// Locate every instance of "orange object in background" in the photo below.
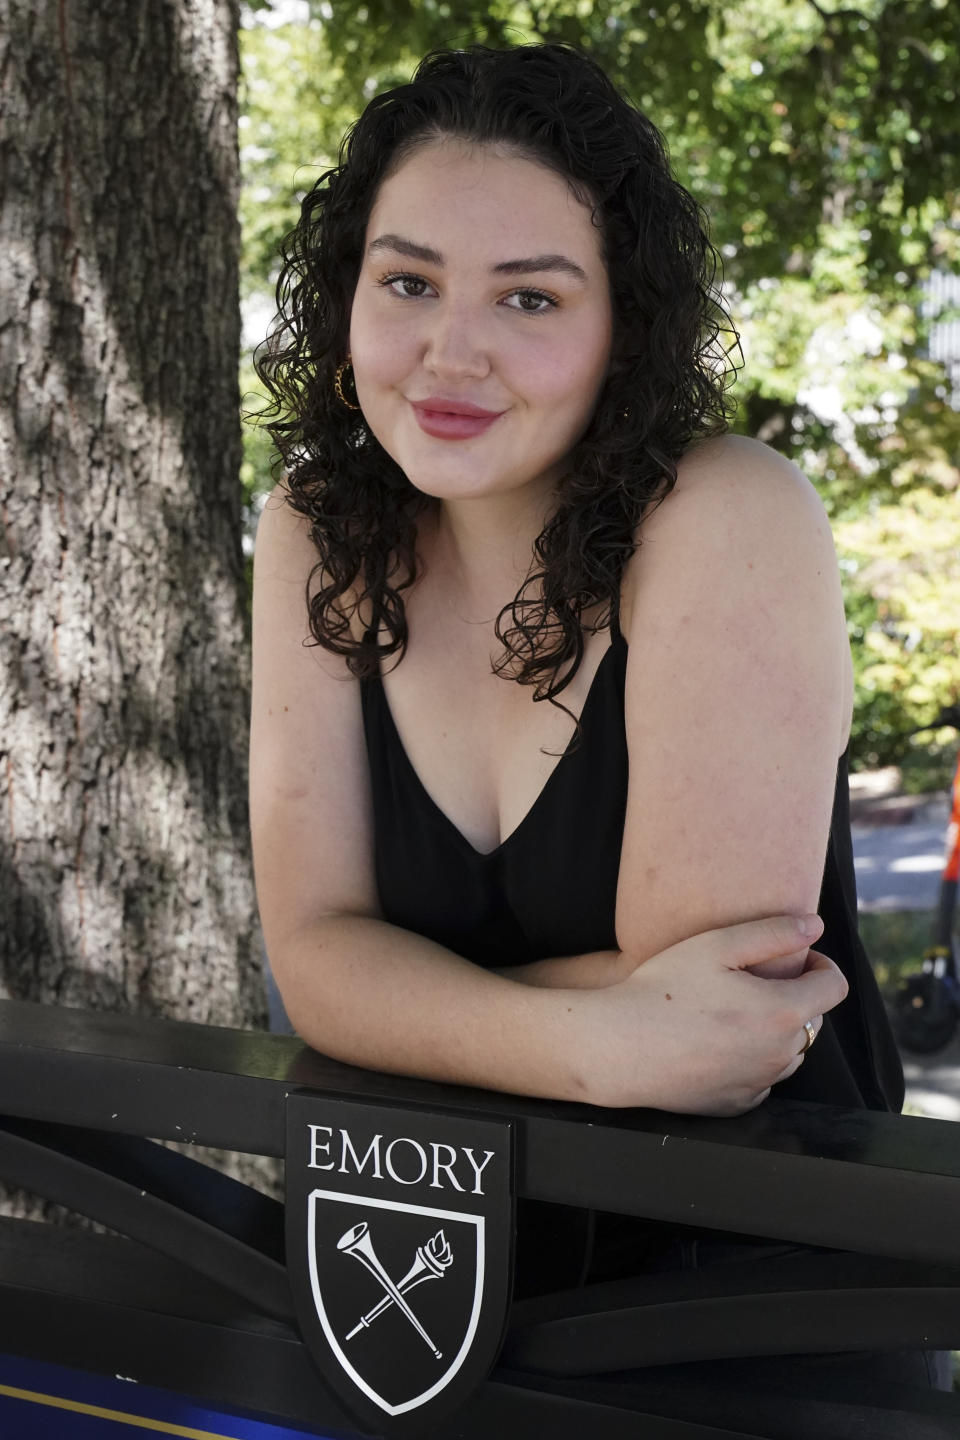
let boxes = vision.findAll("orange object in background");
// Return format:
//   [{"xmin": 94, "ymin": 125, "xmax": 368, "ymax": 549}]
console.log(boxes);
[{"xmin": 943, "ymin": 749, "xmax": 959, "ymax": 885}]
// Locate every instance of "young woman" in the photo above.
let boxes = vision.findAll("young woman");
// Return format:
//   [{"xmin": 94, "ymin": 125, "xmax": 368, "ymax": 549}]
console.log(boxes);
[{"xmin": 251, "ymin": 43, "xmax": 941, "ymax": 1411}]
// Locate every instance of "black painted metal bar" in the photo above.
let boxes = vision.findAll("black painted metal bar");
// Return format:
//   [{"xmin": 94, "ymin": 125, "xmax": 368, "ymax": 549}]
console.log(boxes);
[
  {"xmin": 0, "ymin": 1118, "xmax": 291, "ymax": 1320},
  {"xmin": 2, "ymin": 999, "xmax": 960, "ymax": 1266},
  {"xmin": 505, "ymin": 1252, "xmax": 960, "ymax": 1372}
]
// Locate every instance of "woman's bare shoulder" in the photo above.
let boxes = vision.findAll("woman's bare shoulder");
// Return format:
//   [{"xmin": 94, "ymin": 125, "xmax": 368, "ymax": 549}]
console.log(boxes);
[
  {"xmin": 673, "ymin": 433, "xmax": 821, "ymax": 504},
  {"xmin": 257, "ymin": 481, "xmax": 368, "ymax": 647},
  {"xmin": 619, "ymin": 435, "xmax": 831, "ymax": 634},
  {"xmin": 257, "ymin": 480, "xmax": 312, "ymax": 549}
]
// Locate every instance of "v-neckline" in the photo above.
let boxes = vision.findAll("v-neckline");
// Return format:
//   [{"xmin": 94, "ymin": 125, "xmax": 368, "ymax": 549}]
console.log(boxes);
[{"xmin": 372, "ymin": 633, "xmax": 626, "ymax": 860}]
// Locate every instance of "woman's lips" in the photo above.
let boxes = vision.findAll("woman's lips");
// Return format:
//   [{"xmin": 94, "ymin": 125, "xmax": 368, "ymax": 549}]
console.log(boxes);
[{"xmin": 410, "ymin": 399, "xmax": 504, "ymax": 441}]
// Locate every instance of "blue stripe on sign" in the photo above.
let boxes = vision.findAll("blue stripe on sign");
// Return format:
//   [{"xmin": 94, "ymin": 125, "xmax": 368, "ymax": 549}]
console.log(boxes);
[{"xmin": 0, "ymin": 1352, "xmax": 334, "ymax": 1439}]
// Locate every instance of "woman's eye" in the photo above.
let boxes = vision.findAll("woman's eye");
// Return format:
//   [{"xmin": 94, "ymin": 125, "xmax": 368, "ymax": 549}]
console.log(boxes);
[
  {"xmin": 503, "ymin": 289, "xmax": 558, "ymax": 314},
  {"xmin": 379, "ymin": 273, "xmax": 432, "ymax": 299},
  {"xmin": 376, "ymin": 275, "xmax": 557, "ymax": 312}
]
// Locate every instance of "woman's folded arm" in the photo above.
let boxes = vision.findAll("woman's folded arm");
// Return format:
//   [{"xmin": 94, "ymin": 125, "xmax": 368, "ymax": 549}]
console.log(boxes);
[{"xmin": 614, "ymin": 434, "xmax": 852, "ymax": 982}]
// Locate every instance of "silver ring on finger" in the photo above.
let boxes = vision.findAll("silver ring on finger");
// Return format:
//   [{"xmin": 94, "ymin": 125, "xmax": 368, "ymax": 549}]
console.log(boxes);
[{"xmin": 797, "ymin": 1018, "xmax": 818, "ymax": 1056}]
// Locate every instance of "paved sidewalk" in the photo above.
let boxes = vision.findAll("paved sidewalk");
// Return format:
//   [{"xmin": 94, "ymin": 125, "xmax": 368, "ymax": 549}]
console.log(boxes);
[
  {"xmin": 851, "ymin": 789, "xmax": 951, "ymax": 915},
  {"xmin": 902, "ymin": 1030, "xmax": 960, "ymax": 1122}
]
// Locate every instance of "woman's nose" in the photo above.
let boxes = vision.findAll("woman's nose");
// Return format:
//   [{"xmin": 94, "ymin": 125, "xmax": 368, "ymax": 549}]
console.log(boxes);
[{"xmin": 422, "ymin": 301, "xmax": 491, "ymax": 380}]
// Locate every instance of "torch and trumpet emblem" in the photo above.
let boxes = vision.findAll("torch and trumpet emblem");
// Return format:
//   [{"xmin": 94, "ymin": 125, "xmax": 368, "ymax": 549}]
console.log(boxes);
[{"xmin": 338, "ymin": 1222, "xmax": 454, "ymax": 1359}]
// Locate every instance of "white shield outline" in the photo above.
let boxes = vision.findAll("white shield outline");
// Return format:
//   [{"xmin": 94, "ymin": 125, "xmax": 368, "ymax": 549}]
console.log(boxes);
[{"xmin": 307, "ymin": 1188, "xmax": 485, "ymax": 1417}]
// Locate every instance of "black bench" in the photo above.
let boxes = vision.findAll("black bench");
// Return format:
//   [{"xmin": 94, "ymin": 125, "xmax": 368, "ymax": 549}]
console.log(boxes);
[{"xmin": 0, "ymin": 997, "xmax": 958, "ymax": 1438}]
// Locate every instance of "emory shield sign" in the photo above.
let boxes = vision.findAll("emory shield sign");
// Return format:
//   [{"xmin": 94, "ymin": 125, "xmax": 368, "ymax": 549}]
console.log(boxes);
[{"xmin": 286, "ymin": 1095, "xmax": 514, "ymax": 1436}]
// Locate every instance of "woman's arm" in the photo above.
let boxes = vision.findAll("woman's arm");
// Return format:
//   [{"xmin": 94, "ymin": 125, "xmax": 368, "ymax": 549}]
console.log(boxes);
[
  {"xmin": 269, "ymin": 908, "xmax": 842, "ymax": 1115},
  {"xmin": 614, "ymin": 434, "xmax": 851, "ymax": 976},
  {"xmin": 492, "ymin": 951, "xmax": 628, "ymax": 988}
]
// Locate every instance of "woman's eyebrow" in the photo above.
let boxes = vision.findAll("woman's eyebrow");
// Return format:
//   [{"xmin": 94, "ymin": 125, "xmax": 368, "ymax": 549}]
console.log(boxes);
[
  {"xmin": 367, "ymin": 234, "xmax": 443, "ymax": 265},
  {"xmin": 367, "ymin": 234, "xmax": 588, "ymax": 284},
  {"xmin": 492, "ymin": 255, "xmax": 588, "ymax": 284}
]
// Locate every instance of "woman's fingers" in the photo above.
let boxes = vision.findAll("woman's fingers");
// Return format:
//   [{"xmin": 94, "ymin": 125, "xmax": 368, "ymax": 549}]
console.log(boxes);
[
  {"xmin": 796, "ymin": 1013, "xmax": 824, "ymax": 1053},
  {"xmin": 787, "ymin": 950, "xmax": 849, "ymax": 1016},
  {"xmin": 769, "ymin": 1010, "xmax": 830, "ymax": 1089},
  {"xmin": 771, "ymin": 1031, "xmax": 817, "ymax": 1082},
  {"xmin": 663, "ymin": 913, "xmax": 824, "ymax": 972}
]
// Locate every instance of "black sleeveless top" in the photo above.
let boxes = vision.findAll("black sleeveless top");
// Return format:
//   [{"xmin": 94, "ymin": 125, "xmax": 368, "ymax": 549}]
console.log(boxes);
[{"xmin": 360, "ymin": 613, "xmax": 904, "ymax": 1285}]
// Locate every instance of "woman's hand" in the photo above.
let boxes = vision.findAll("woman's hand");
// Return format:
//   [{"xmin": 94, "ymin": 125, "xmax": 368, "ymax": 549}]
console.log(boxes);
[{"xmin": 577, "ymin": 914, "xmax": 847, "ymax": 1116}]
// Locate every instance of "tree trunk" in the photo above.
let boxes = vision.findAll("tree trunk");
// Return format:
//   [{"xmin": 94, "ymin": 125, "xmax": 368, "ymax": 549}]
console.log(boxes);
[{"xmin": 0, "ymin": 0, "xmax": 264, "ymax": 1034}]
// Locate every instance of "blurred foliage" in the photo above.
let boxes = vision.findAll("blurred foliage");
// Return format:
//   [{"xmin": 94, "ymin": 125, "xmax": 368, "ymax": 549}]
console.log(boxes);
[
  {"xmin": 859, "ymin": 908, "xmax": 939, "ymax": 992},
  {"xmin": 239, "ymin": 0, "xmax": 960, "ymax": 776},
  {"xmin": 836, "ymin": 487, "xmax": 960, "ymax": 764},
  {"xmin": 897, "ymin": 737, "xmax": 959, "ymax": 796}
]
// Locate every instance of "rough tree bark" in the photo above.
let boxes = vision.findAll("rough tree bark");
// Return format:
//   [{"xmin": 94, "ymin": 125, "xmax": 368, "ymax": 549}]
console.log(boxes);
[{"xmin": 0, "ymin": 0, "xmax": 264, "ymax": 1035}]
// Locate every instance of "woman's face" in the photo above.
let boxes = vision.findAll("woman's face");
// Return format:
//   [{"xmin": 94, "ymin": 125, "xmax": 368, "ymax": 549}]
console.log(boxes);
[{"xmin": 350, "ymin": 139, "xmax": 613, "ymax": 511}]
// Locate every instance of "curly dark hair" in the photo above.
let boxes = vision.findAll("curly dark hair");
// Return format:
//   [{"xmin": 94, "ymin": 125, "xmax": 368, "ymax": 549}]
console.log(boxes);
[{"xmin": 254, "ymin": 43, "xmax": 738, "ymax": 739}]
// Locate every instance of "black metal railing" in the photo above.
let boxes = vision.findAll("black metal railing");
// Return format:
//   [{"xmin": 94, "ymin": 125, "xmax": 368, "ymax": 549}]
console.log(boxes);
[{"xmin": 1, "ymin": 997, "xmax": 959, "ymax": 1438}]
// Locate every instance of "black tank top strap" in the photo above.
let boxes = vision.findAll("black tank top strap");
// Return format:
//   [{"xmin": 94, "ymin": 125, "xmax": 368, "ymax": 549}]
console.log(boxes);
[
  {"xmin": 361, "ymin": 609, "xmax": 382, "ymax": 669},
  {"xmin": 608, "ymin": 592, "xmax": 626, "ymax": 647}
]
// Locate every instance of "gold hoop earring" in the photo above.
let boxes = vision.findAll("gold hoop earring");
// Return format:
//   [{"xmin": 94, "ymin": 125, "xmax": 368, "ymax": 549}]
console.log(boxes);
[{"xmin": 334, "ymin": 358, "xmax": 361, "ymax": 411}]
